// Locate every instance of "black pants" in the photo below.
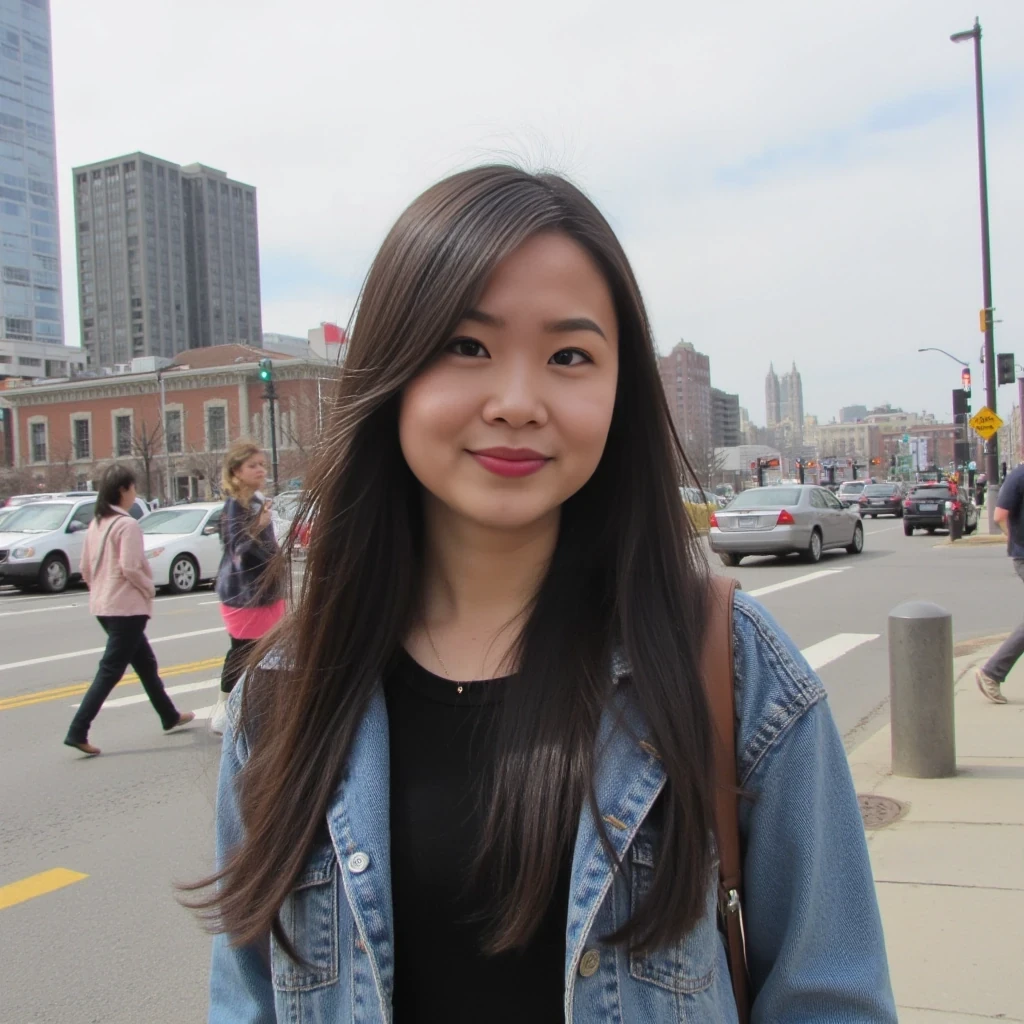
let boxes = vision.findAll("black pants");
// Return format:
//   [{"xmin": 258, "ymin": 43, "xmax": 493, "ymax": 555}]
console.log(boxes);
[
  {"xmin": 66, "ymin": 616, "xmax": 179, "ymax": 743},
  {"xmin": 221, "ymin": 636, "xmax": 258, "ymax": 694}
]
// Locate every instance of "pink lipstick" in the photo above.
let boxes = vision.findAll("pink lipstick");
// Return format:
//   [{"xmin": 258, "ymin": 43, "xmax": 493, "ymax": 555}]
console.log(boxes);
[{"xmin": 470, "ymin": 447, "xmax": 551, "ymax": 478}]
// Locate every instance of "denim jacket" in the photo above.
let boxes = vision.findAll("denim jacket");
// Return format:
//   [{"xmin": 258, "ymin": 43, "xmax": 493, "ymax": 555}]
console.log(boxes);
[{"xmin": 209, "ymin": 591, "xmax": 896, "ymax": 1023}]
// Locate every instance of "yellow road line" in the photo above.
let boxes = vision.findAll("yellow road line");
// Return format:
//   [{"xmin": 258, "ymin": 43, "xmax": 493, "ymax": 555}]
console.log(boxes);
[
  {"xmin": 0, "ymin": 868, "xmax": 88, "ymax": 910},
  {"xmin": 0, "ymin": 657, "xmax": 224, "ymax": 711}
]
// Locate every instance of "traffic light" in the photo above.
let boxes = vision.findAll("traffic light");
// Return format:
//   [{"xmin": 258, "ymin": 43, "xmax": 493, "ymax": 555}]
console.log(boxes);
[
  {"xmin": 997, "ymin": 352, "xmax": 1015, "ymax": 386},
  {"xmin": 961, "ymin": 367, "xmax": 971, "ymax": 396},
  {"xmin": 258, "ymin": 358, "xmax": 273, "ymax": 383}
]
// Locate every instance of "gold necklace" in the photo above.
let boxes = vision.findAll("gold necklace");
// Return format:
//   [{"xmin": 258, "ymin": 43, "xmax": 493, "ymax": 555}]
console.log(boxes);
[{"xmin": 424, "ymin": 623, "xmax": 464, "ymax": 694}]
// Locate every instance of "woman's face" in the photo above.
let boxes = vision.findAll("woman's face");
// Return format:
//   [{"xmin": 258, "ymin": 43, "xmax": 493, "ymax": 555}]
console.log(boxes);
[
  {"xmin": 399, "ymin": 231, "xmax": 620, "ymax": 532},
  {"xmin": 235, "ymin": 454, "xmax": 268, "ymax": 492}
]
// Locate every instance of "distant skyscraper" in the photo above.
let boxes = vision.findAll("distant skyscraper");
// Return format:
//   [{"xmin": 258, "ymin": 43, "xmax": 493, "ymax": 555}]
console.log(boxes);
[
  {"xmin": 0, "ymin": 0, "xmax": 64, "ymax": 346},
  {"xmin": 765, "ymin": 363, "xmax": 781, "ymax": 429},
  {"xmin": 779, "ymin": 362, "xmax": 805, "ymax": 443},
  {"xmin": 658, "ymin": 340, "xmax": 712, "ymax": 448},
  {"xmin": 73, "ymin": 153, "xmax": 261, "ymax": 368},
  {"xmin": 711, "ymin": 388, "xmax": 741, "ymax": 447}
]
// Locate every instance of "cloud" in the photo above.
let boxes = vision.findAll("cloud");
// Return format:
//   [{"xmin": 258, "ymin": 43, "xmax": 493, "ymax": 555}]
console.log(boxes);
[{"xmin": 50, "ymin": 0, "xmax": 1024, "ymax": 425}]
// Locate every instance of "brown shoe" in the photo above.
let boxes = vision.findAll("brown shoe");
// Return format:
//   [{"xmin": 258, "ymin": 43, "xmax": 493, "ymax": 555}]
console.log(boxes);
[
  {"xmin": 164, "ymin": 711, "xmax": 196, "ymax": 732},
  {"xmin": 976, "ymin": 669, "xmax": 1009, "ymax": 705},
  {"xmin": 64, "ymin": 739, "xmax": 101, "ymax": 756}
]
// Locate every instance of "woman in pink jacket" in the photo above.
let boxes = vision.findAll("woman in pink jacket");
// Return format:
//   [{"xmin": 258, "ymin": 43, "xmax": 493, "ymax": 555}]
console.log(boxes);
[{"xmin": 64, "ymin": 465, "xmax": 195, "ymax": 756}]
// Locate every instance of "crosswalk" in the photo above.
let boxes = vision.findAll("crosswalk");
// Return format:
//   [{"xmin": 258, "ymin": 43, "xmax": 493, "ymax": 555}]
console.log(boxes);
[{"xmin": 70, "ymin": 630, "xmax": 881, "ymax": 721}]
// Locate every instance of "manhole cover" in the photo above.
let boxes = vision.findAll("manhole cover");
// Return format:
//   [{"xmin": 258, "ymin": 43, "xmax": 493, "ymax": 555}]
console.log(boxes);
[{"xmin": 858, "ymin": 794, "xmax": 908, "ymax": 830}]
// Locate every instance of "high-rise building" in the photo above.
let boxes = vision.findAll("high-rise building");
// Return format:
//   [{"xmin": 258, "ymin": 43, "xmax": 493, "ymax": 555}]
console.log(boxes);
[
  {"xmin": 711, "ymin": 388, "xmax": 741, "ymax": 447},
  {"xmin": 180, "ymin": 163, "xmax": 261, "ymax": 350},
  {"xmin": 0, "ymin": 0, "xmax": 64, "ymax": 348},
  {"xmin": 73, "ymin": 153, "xmax": 261, "ymax": 368},
  {"xmin": 779, "ymin": 362, "xmax": 804, "ymax": 443},
  {"xmin": 658, "ymin": 340, "xmax": 712, "ymax": 448},
  {"xmin": 765, "ymin": 363, "xmax": 781, "ymax": 429}
]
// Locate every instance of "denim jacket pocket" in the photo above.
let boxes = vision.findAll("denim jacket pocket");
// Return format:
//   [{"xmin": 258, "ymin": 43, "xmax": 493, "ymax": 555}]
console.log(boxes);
[
  {"xmin": 627, "ymin": 828, "xmax": 718, "ymax": 994},
  {"xmin": 271, "ymin": 843, "xmax": 340, "ymax": 992}
]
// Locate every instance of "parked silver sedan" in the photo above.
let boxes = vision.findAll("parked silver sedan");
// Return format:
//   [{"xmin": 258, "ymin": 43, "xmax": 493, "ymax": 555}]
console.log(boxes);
[{"xmin": 709, "ymin": 484, "xmax": 865, "ymax": 567}]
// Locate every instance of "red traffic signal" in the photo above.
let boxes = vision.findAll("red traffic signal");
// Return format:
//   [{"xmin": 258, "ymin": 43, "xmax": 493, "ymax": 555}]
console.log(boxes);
[{"xmin": 961, "ymin": 367, "xmax": 971, "ymax": 396}]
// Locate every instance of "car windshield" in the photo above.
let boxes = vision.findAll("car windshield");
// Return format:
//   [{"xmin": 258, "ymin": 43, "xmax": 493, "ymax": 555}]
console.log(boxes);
[
  {"xmin": 273, "ymin": 494, "xmax": 302, "ymax": 519},
  {"xmin": 729, "ymin": 487, "xmax": 802, "ymax": 508},
  {"xmin": 1, "ymin": 502, "xmax": 73, "ymax": 533},
  {"xmin": 838, "ymin": 482, "xmax": 865, "ymax": 494},
  {"xmin": 140, "ymin": 510, "xmax": 207, "ymax": 534},
  {"xmin": 912, "ymin": 487, "xmax": 951, "ymax": 498},
  {"xmin": 863, "ymin": 485, "xmax": 897, "ymax": 495}
]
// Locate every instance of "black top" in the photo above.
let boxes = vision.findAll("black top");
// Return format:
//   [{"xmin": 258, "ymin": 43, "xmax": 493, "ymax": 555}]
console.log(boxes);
[
  {"xmin": 384, "ymin": 648, "xmax": 570, "ymax": 1023},
  {"xmin": 997, "ymin": 463, "xmax": 1024, "ymax": 558}
]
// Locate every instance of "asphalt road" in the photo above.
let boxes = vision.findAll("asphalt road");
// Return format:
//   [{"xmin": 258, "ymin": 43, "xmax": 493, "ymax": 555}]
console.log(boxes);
[{"xmin": 0, "ymin": 523, "xmax": 1019, "ymax": 1023}]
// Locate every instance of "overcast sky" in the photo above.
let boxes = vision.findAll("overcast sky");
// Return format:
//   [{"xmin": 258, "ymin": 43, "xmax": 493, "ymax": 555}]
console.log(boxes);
[{"xmin": 50, "ymin": 0, "xmax": 1024, "ymax": 426}]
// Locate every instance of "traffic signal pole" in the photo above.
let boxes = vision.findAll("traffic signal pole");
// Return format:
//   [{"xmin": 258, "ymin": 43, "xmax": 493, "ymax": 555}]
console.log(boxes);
[{"xmin": 258, "ymin": 358, "xmax": 279, "ymax": 496}]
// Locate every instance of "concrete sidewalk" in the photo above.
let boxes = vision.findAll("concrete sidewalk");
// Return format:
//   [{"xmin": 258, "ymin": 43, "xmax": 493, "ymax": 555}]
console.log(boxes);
[{"xmin": 848, "ymin": 647, "xmax": 1024, "ymax": 1021}]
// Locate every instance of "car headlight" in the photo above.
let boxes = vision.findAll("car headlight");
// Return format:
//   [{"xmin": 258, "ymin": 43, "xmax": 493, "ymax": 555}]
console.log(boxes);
[
  {"xmin": 11, "ymin": 546, "xmax": 35, "ymax": 559},
  {"xmin": 146, "ymin": 547, "xmax": 165, "ymax": 559}
]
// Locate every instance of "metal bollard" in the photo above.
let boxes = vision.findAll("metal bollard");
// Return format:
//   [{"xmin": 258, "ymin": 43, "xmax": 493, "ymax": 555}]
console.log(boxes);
[{"xmin": 888, "ymin": 601, "xmax": 956, "ymax": 778}]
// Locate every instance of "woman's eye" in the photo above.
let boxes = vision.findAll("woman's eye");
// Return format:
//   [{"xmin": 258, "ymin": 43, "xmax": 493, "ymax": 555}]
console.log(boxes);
[
  {"xmin": 446, "ymin": 338, "xmax": 488, "ymax": 358},
  {"xmin": 550, "ymin": 348, "xmax": 591, "ymax": 367}
]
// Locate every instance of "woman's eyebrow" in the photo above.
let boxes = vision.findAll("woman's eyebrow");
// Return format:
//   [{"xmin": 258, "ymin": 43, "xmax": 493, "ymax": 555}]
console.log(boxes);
[{"xmin": 543, "ymin": 316, "xmax": 607, "ymax": 341}]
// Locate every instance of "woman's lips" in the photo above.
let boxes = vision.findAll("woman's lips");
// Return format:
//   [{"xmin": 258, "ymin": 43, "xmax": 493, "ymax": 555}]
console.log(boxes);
[{"xmin": 469, "ymin": 448, "xmax": 551, "ymax": 478}]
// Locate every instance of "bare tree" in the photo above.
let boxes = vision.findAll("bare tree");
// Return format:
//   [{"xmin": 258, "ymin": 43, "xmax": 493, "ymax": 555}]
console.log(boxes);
[
  {"xmin": 43, "ymin": 442, "xmax": 79, "ymax": 492},
  {"xmin": 685, "ymin": 432, "xmax": 729, "ymax": 490},
  {"xmin": 130, "ymin": 420, "xmax": 163, "ymax": 503},
  {"xmin": 184, "ymin": 445, "xmax": 225, "ymax": 501},
  {"xmin": 0, "ymin": 464, "xmax": 36, "ymax": 500}
]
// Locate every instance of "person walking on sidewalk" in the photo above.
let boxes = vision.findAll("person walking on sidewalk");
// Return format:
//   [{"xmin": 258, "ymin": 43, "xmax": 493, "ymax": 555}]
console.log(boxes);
[
  {"xmin": 208, "ymin": 442, "xmax": 285, "ymax": 736},
  {"xmin": 976, "ymin": 462, "xmax": 1024, "ymax": 703},
  {"xmin": 64, "ymin": 464, "xmax": 195, "ymax": 756}
]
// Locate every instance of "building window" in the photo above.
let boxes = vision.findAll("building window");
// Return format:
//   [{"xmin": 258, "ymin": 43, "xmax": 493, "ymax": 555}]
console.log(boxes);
[
  {"xmin": 73, "ymin": 417, "xmax": 91, "ymax": 460},
  {"xmin": 115, "ymin": 414, "xmax": 132, "ymax": 457},
  {"xmin": 206, "ymin": 405, "xmax": 226, "ymax": 451},
  {"xmin": 30, "ymin": 420, "xmax": 46, "ymax": 463},
  {"xmin": 165, "ymin": 409, "xmax": 182, "ymax": 454}
]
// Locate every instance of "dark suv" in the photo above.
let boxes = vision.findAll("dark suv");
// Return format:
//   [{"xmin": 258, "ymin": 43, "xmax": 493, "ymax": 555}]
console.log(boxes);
[
  {"xmin": 903, "ymin": 484, "xmax": 978, "ymax": 536},
  {"xmin": 858, "ymin": 482, "xmax": 904, "ymax": 518}
]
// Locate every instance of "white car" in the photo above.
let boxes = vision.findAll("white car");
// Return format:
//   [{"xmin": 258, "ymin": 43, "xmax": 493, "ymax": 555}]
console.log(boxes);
[
  {"xmin": 140, "ymin": 502, "xmax": 224, "ymax": 594},
  {"xmin": 0, "ymin": 497, "xmax": 98, "ymax": 592}
]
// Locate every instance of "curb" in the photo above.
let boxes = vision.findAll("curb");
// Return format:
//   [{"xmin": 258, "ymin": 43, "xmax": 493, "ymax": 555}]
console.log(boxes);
[{"xmin": 933, "ymin": 533, "xmax": 1004, "ymax": 548}]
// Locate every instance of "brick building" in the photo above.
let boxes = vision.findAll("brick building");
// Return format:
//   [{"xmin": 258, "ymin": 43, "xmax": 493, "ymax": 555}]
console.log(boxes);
[
  {"xmin": 658, "ymin": 340, "xmax": 712, "ymax": 449},
  {"xmin": 0, "ymin": 344, "xmax": 341, "ymax": 502}
]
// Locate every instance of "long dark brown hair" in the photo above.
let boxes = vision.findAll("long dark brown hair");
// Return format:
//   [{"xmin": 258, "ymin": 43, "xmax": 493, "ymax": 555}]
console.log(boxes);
[{"xmin": 186, "ymin": 165, "xmax": 713, "ymax": 957}]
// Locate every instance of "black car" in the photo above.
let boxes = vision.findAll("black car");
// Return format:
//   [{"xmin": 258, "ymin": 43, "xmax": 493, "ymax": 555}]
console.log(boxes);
[
  {"xmin": 903, "ymin": 484, "xmax": 978, "ymax": 536},
  {"xmin": 857, "ymin": 482, "xmax": 904, "ymax": 518}
]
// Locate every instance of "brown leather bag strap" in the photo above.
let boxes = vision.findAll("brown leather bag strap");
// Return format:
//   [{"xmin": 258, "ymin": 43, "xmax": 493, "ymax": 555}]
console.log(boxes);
[{"xmin": 701, "ymin": 575, "xmax": 750, "ymax": 1023}]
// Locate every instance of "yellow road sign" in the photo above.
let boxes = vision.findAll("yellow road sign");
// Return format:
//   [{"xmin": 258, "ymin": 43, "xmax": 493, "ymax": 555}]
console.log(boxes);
[{"xmin": 969, "ymin": 407, "xmax": 1004, "ymax": 439}]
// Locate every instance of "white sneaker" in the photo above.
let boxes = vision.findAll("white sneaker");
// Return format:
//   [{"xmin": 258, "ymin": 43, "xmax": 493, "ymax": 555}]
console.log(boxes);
[
  {"xmin": 209, "ymin": 693, "xmax": 229, "ymax": 736},
  {"xmin": 976, "ymin": 669, "xmax": 1008, "ymax": 705}
]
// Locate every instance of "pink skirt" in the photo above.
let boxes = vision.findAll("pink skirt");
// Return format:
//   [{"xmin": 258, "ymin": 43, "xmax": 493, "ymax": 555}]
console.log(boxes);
[{"xmin": 220, "ymin": 599, "xmax": 287, "ymax": 640}]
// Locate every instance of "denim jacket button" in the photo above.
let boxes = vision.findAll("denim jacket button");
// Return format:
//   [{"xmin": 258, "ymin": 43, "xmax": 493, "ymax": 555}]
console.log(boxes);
[
  {"xmin": 579, "ymin": 949, "xmax": 601, "ymax": 977},
  {"xmin": 347, "ymin": 852, "xmax": 370, "ymax": 874}
]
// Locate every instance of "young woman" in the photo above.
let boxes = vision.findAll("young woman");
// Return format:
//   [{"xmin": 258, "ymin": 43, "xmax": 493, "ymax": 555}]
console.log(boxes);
[
  {"xmin": 65, "ymin": 464, "xmax": 194, "ymax": 756},
  {"xmin": 196, "ymin": 167, "xmax": 896, "ymax": 1022},
  {"xmin": 209, "ymin": 442, "xmax": 285, "ymax": 737}
]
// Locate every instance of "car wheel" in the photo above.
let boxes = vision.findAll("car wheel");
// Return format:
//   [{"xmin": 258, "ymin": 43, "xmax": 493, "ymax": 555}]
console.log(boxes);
[
  {"xmin": 168, "ymin": 554, "xmax": 199, "ymax": 594},
  {"xmin": 847, "ymin": 523, "xmax": 864, "ymax": 555},
  {"xmin": 927, "ymin": 527, "xmax": 936, "ymax": 535},
  {"xmin": 39, "ymin": 554, "xmax": 69, "ymax": 594},
  {"xmin": 801, "ymin": 529, "xmax": 823, "ymax": 564},
  {"xmin": 897, "ymin": 508, "xmax": 904, "ymax": 518},
  {"xmin": 718, "ymin": 552, "xmax": 742, "ymax": 567},
  {"xmin": 965, "ymin": 520, "xmax": 977, "ymax": 535},
  {"xmin": 904, "ymin": 522, "xmax": 914, "ymax": 536}
]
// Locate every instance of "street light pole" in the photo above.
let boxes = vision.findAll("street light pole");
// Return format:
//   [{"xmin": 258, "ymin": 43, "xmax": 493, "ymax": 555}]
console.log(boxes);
[{"xmin": 951, "ymin": 17, "xmax": 998, "ymax": 526}]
